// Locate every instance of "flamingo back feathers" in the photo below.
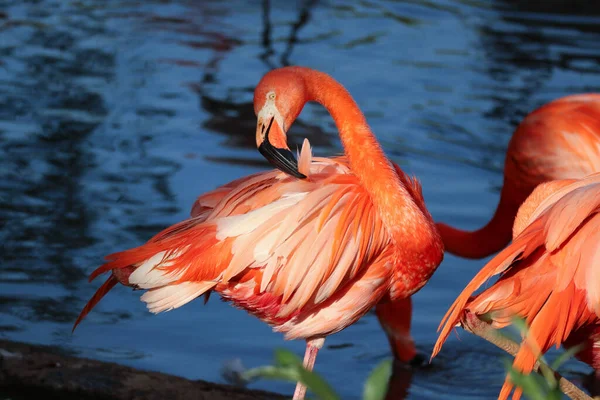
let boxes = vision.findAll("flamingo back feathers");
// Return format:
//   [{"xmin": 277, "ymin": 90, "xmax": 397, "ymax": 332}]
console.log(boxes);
[{"xmin": 507, "ymin": 94, "xmax": 600, "ymax": 192}]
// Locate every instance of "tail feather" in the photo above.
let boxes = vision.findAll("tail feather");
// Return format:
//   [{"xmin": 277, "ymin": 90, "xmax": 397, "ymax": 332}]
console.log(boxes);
[
  {"xmin": 89, "ymin": 218, "xmax": 207, "ymax": 282},
  {"xmin": 498, "ymin": 283, "xmax": 591, "ymax": 400},
  {"xmin": 498, "ymin": 334, "xmax": 538, "ymax": 400},
  {"xmin": 76, "ymin": 219, "xmax": 224, "ymax": 330},
  {"xmin": 72, "ymin": 275, "xmax": 118, "ymax": 332}
]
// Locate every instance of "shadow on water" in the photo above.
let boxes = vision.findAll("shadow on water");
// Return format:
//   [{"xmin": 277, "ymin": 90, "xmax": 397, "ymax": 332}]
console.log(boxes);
[
  {"xmin": 1, "ymin": 0, "xmax": 600, "ymax": 399},
  {"xmin": 384, "ymin": 363, "xmax": 414, "ymax": 400}
]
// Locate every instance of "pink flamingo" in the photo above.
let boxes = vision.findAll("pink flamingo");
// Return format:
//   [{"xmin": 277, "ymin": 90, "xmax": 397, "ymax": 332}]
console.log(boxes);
[
  {"xmin": 73, "ymin": 66, "xmax": 444, "ymax": 399},
  {"xmin": 433, "ymin": 173, "xmax": 600, "ymax": 400}
]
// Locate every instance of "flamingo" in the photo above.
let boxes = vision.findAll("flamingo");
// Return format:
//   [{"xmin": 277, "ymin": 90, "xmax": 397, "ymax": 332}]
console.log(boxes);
[
  {"xmin": 432, "ymin": 172, "xmax": 600, "ymax": 400},
  {"xmin": 437, "ymin": 94, "xmax": 600, "ymax": 259},
  {"xmin": 73, "ymin": 66, "xmax": 444, "ymax": 399}
]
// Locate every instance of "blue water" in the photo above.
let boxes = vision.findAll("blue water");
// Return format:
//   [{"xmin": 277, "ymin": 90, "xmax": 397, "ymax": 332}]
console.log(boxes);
[{"xmin": 2, "ymin": 0, "xmax": 600, "ymax": 398}]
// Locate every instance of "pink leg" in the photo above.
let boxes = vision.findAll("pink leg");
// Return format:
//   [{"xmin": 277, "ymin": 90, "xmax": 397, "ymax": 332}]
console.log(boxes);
[
  {"xmin": 375, "ymin": 298, "xmax": 417, "ymax": 363},
  {"xmin": 293, "ymin": 337, "xmax": 325, "ymax": 400}
]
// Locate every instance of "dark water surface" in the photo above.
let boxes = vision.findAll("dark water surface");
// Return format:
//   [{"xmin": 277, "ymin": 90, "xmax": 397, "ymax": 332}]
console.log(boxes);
[{"xmin": 2, "ymin": 0, "xmax": 600, "ymax": 398}]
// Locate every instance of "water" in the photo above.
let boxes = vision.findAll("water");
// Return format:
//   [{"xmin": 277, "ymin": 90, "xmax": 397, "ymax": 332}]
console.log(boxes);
[{"xmin": 1, "ymin": 0, "xmax": 599, "ymax": 398}]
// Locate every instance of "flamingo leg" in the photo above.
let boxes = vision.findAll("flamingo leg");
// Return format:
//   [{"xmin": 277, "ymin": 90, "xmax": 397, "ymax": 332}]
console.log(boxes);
[
  {"xmin": 375, "ymin": 298, "xmax": 418, "ymax": 364},
  {"xmin": 293, "ymin": 337, "xmax": 325, "ymax": 400}
]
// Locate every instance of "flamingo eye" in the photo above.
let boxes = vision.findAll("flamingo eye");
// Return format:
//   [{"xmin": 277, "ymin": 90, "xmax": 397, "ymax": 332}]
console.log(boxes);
[{"xmin": 267, "ymin": 92, "xmax": 276, "ymax": 101}]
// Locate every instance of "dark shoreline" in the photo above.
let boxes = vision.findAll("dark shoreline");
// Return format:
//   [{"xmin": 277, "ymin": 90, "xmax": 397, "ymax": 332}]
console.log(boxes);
[{"xmin": 0, "ymin": 340, "xmax": 285, "ymax": 400}]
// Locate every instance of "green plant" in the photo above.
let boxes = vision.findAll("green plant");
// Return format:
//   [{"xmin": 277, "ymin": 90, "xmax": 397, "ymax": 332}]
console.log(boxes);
[
  {"xmin": 503, "ymin": 317, "xmax": 585, "ymax": 400},
  {"xmin": 243, "ymin": 317, "xmax": 587, "ymax": 400},
  {"xmin": 243, "ymin": 348, "xmax": 392, "ymax": 400}
]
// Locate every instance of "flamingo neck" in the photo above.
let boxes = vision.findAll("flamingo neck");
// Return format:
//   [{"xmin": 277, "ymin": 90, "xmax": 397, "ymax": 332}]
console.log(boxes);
[
  {"xmin": 292, "ymin": 67, "xmax": 442, "ymax": 272},
  {"xmin": 437, "ymin": 187, "xmax": 520, "ymax": 259}
]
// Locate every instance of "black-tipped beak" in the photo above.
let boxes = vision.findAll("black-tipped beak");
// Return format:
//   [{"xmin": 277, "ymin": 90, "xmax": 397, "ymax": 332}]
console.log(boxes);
[{"xmin": 258, "ymin": 117, "xmax": 307, "ymax": 179}]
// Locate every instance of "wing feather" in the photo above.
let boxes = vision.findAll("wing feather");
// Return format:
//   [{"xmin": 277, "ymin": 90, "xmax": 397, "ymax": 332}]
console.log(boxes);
[
  {"xmin": 433, "ymin": 173, "xmax": 600, "ymax": 400},
  {"xmin": 83, "ymin": 158, "xmax": 393, "ymax": 324},
  {"xmin": 219, "ymin": 172, "xmax": 390, "ymax": 316}
]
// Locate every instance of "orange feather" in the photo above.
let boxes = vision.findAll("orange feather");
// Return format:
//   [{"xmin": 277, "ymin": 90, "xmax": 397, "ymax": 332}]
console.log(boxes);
[{"xmin": 433, "ymin": 173, "xmax": 600, "ymax": 400}]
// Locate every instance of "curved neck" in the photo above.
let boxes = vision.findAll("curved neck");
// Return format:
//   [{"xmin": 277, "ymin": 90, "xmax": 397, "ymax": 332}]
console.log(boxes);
[
  {"xmin": 291, "ymin": 67, "xmax": 442, "ymax": 265},
  {"xmin": 303, "ymin": 71, "xmax": 397, "ymax": 193},
  {"xmin": 437, "ymin": 187, "xmax": 520, "ymax": 259}
]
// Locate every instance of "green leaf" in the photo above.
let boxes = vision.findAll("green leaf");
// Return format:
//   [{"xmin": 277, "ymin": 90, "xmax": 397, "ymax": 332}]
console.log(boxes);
[
  {"xmin": 550, "ymin": 344, "xmax": 583, "ymax": 371},
  {"xmin": 295, "ymin": 366, "xmax": 339, "ymax": 400},
  {"xmin": 363, "ymin": 359, "xmax": 392, "ymax": 400},
  {"xmin": 510, "ymin": 316, "xmax": 530, "ymax": 336},
  {"xmin": 509, "ymin": 317, "xmax": 551, "ymax": 366},
  {"xmin": 547, "ymin": 388, "xmax": 565, "ymax": 400},
  {"xmin": 501, "ymin": 319, "xmax": 584, "ymax": 400},
  {"xmin": 243, "ymin": 365, "xmax": 300, "ymax": 383},
  {"xmin": 537, "ymin": 360, "xmax": 557, "ymax": 389},
  {"xmin": 274, "ymin": 348, "xmax": 304, "ymax": 367},
  {"xmin": 242, "ymin": 349, "xmax": 339, "ymax": 400}
]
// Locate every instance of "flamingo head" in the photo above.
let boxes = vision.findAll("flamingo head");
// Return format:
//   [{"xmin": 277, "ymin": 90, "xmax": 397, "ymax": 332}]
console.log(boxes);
[{"xmin": 253, "ymin": 68, "xmax": 308, "ymax": 179}]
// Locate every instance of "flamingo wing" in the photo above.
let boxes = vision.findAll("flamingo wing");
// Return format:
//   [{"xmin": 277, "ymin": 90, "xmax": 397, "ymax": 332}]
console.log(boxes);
[
  {"xmin": 75, "ymin": 143, "xmax": 394, "ymax": 333},
  {"xmin": 190, "ymin": 170, "xmax": 268, "ymax": 219},
  {"xmin": 432, "ymin": 173, "xmax": 600, "ymax": 399}
]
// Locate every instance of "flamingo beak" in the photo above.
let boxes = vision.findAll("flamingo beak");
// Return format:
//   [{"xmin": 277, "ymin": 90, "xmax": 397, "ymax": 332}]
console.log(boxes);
[{"xmin": 257, "ymin": 117, "xmax": 307, "ymax": 179}]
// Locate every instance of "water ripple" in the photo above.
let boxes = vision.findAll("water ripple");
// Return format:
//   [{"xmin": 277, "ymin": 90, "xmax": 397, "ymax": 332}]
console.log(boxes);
[{"xmin": 1, "ymin": 0, "xmax": 599, "ymax": 398}]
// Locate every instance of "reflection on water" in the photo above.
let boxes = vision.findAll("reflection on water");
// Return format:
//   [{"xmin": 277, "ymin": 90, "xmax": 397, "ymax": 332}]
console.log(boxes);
[
  {"xmin": 385, "ymin": 363, "xmax": 414, "ymax": 400},
  {"xmin": 261, "ymin": 0, "xmax": 321, "ymax": 68},
  {"xmin": 191, "ymin": 0, "xmax": 336, "ymax": 168},
  {"xmin": 1, "ymin": 0, "xmax": 600, "ymax": 398},
  {"xmin": 480, "ymin": 0, "xmax": 600, "ymax": 126}
]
